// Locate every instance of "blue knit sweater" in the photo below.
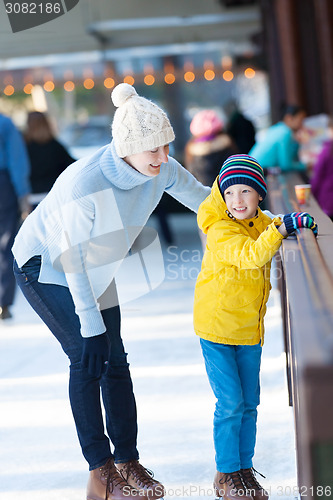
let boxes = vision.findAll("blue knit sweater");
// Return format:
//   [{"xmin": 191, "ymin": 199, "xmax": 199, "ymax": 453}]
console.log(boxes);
[{"xmin": 13, "ymin": 141, "xmax": 210, "ymax": 337}]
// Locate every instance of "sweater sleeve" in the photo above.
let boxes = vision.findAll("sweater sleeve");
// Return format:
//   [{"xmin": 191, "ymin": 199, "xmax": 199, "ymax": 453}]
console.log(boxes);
[
  {"xmin": 55, "ymin": 191, "xmax": 106, "ymax": 338},
  {"xmin": 165, "ymin": 156, "xmax": 211, "ymax": 213},
  {"xmin": 209, "ymin": 218, "xmax": 284, "ymax": 269}
]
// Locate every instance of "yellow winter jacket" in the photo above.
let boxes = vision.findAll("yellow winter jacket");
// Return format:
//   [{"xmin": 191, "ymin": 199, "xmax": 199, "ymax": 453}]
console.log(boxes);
[{"xmin": 193, "ymin": 179, "xmax": 285, "ymax": 346}]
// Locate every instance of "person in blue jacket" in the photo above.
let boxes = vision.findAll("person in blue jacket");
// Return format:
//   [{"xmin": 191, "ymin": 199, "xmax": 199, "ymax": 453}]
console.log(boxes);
[
  {"xmin": 249, "ymin": 104, "xmax": 307, "ymax": 174},
  {"xmin": 12, "ymin": 84, "xmax": 211, "ymax": 500},
  {"xmin": 0, "ymin": 113, "xmax": 31, "ymax": 320}
]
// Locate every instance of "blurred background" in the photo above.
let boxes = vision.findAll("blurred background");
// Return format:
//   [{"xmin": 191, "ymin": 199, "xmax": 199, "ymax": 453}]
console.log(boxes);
[
  {"xmin": 1, "ymin": 0, "xmax": 332, "ymax": 163},
  {"xmin": 1, "ymin": 2, "xmax": 333, "ymax": 497}
]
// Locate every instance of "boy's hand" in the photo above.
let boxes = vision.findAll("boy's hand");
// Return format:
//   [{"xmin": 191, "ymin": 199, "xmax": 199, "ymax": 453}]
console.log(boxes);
[{"xmin": 283, "ymin": 212, "xmax": 318, "ymax": 236}]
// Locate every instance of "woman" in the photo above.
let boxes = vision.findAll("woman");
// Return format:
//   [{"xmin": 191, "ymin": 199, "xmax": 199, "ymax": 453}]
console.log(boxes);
[{"xmin": 12, "ymin": 83, "xmax": 210, "ymax": 500}]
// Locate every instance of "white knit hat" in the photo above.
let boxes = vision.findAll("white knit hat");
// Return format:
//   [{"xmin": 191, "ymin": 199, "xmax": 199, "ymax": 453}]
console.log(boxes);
[{"xmin": 111, "ymin": 83, "xmax": 175, "ymax": 158}]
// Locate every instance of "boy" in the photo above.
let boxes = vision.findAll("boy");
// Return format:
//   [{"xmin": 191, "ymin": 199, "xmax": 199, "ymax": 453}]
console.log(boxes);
[{"xmin": 193, "ymin": 155, "xmax": 317, "ymax": 500}]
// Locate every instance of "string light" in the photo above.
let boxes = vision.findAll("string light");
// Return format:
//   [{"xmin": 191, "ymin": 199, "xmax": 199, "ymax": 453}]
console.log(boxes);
[
  {"xmin": 164, "ymin": 73, "xmax": 175, "ymax": 84},
  {"xmin": 44, "ymin": 81, "xmax": 55, "ymax": 92},
  {"xmin": 144, "ymin": 74, "xmax": 155, "ymax": 86},
  {"xmin": 23, "ymin": 83, "xmax": 34, "ymax": 94},
  {"xmin": 83, "ymin": 78, "xmax": 95, "ymax": 89},
  {"xmin": 0, "ymin": 57, "xmax": 247, "ymax": 97},
  {"xmin": 184, "ymin": 71, "xmax": 195, "ymax": 83},
  {"xmin": 64, "ymin": 81, "xmax": 75, "ymax": 92},
  {"xmin": 123, "ymin": 75, "xmax": 134, "ymax": 85},
  {"xmin": 244, "ymin": 67, "xmax": 255, "ymax": 79},
  {"xmin": 4, "ymin": 84, "xmax": 14, "ymax": 96},
  {"xmin": 104, "ymin": 77, "xmax": 115, "ymax": 89},
  {"xmin": 204, "ymin": 69, "xmax": 215, "ymax": 81},
  {"xmin": 223, "ymin": 70, "xmax": 234, "ymax": 82}
]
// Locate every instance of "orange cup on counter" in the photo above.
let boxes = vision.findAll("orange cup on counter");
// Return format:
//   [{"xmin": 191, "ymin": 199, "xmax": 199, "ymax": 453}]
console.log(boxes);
[{"xmin": 295, "ymin": 184, "xmax": 311, "ymax": 205}]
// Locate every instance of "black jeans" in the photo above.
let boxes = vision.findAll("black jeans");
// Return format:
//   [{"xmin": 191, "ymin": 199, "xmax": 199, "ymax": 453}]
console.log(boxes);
[{"xmin": 14, "ymin": 256, "xmax": 139, "ymax": 470}]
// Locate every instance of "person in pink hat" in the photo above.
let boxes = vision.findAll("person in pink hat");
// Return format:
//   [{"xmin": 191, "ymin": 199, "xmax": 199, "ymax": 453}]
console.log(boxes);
[
  {"xmin": 185, "ymin": 109, "xmax": 238, "ymax": 188},
  {"xmin": 185, "ymin": 109, "xmax": 237, "ymax": 247}
]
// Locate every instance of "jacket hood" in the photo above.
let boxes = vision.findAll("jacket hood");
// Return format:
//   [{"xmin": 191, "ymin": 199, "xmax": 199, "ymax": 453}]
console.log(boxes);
[{"xmin": 198, "ymin": 178, "xmax": 232, "ymax": 233}]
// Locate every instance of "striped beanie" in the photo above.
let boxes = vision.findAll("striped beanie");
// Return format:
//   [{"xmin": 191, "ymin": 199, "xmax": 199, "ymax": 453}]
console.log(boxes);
[{"xmin": 218, "ymin": 154, "xmax": 267, "ymax": 200}]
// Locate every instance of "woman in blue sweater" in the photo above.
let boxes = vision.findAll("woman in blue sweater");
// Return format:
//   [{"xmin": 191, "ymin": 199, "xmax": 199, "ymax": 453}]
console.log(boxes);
[{"xmin": 12, "ymin": 84, "xmax": 210, "ymax": 500}]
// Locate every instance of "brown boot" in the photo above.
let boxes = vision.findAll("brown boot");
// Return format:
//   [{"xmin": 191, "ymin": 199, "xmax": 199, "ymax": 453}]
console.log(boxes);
[
  {"xmin": 116, "ymin": 460, "xmax": 165, "ymax": 498},
  {"xmin": 241, "ymin": 468, "xmax": 269, "ymax": 500},
  {"xmin": 214, "ymin": 470, "xmax": 254, "ymax": 500},
  {"xmin": 87, "ymin": 458, "xmax": 139, "ymax": 500}
]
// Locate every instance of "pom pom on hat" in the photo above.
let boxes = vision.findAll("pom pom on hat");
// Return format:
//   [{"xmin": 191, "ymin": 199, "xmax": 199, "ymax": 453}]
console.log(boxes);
[
  {"xmin": 190, "ymin": 109, "xmax": 223, "ymax": 138},
  {"xmin": 218, "ymin": 154, "xmax": 267, "ymax": 200},
  {"xmin": 111, "ymin": 83, "xmax": 175, "ymax": 158},
  {"xmin": 111, "ymin": 83, "xmax": 137, "ymax": 108}
]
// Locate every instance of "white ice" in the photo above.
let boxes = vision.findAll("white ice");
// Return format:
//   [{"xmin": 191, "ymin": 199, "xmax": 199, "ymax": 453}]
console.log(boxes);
[{"xmin": 0, "ymin": 213, "xmax": 298, "ymax": 500}]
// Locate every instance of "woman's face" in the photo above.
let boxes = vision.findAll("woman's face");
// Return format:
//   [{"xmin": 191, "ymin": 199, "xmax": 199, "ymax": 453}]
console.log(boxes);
[{"xmin": 124, "ymin": 144, "xmax": 170, "ymax": 177}]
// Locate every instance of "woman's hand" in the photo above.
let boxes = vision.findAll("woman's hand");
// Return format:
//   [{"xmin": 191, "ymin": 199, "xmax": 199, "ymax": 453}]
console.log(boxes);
[{"xmin": 81, "ymin": 333, "xmax": 110, "ymax": 378}]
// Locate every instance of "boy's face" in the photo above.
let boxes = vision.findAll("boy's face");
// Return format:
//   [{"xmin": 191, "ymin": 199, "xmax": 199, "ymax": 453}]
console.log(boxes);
[
  {"xmin": 124, "ymin": 144, "xmax": 170, "ymax": 177},
  {"xmin": 224, "ymin": 184, "xmax": 262, "ymax": 220}
]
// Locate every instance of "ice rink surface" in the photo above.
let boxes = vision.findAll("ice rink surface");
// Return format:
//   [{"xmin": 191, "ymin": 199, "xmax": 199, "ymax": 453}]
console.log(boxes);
[{"xmin": 0, "ymin": 213, "xmax": 298, "ymax": 500}]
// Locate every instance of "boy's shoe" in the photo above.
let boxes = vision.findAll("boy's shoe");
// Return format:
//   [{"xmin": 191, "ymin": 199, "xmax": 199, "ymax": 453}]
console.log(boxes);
[
  {"xmin": 214, "ymin": 470, "xmax": 254, "ymax": 500},
  {"xmin": 87, "ymin": 458, "xmax": 139, "ymax": 500},
  {"xmin": 241, "ymin": 468, "xmax": 269, "ymax": 500},
  {"xmin": 116, "ymin": 460, "xmax": 165, "ymax": 498}
]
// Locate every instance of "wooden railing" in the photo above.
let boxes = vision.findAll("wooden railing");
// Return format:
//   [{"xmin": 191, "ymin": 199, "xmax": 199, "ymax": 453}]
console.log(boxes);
[{"xmin": 266, "ymin": 171, "xmax": 333, "ymax": 499}]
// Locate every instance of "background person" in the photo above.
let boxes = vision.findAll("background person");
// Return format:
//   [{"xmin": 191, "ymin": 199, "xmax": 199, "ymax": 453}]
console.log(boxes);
[
  {"xmin": 310, "ymin": 118, "xmax": 333, "ymax": 220},
  {"xmin": 193, "ymin": 155, "xmax": 317, "ymax": 500},
  {"xmin": 185, "ymin": 109, "xmax": 237, "ymax": 188},
  {"xmin": 12, "ymin": 83, "xmax": 210, "ymax": 500},
  {"xmin": 249, "ymin": 104, "xmax": 307, "ymax": 175},
  {"xmin": 24, "ymin": 111, "xmax": 75, "ymax": 207},
  {"xmin": 225, "ymin": 101, "xmax": 256, "ymax": 154},
  {"xmin": 185, "ymin": 109, "xmax": 237, "ymax": 249},
  {"xmin": 0, "ymin": 112, "xmax": 31, "ymax": 320}
]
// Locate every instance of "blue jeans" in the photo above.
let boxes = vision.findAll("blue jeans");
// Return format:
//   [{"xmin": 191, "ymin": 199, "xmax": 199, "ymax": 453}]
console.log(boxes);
[
  {"xmin": 14, "ymin": 256, "xmax": 139, "ymax": 470},
  {"xmin": 200, "ymin": 338, "xmax": 262, "ymax": 473}
]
